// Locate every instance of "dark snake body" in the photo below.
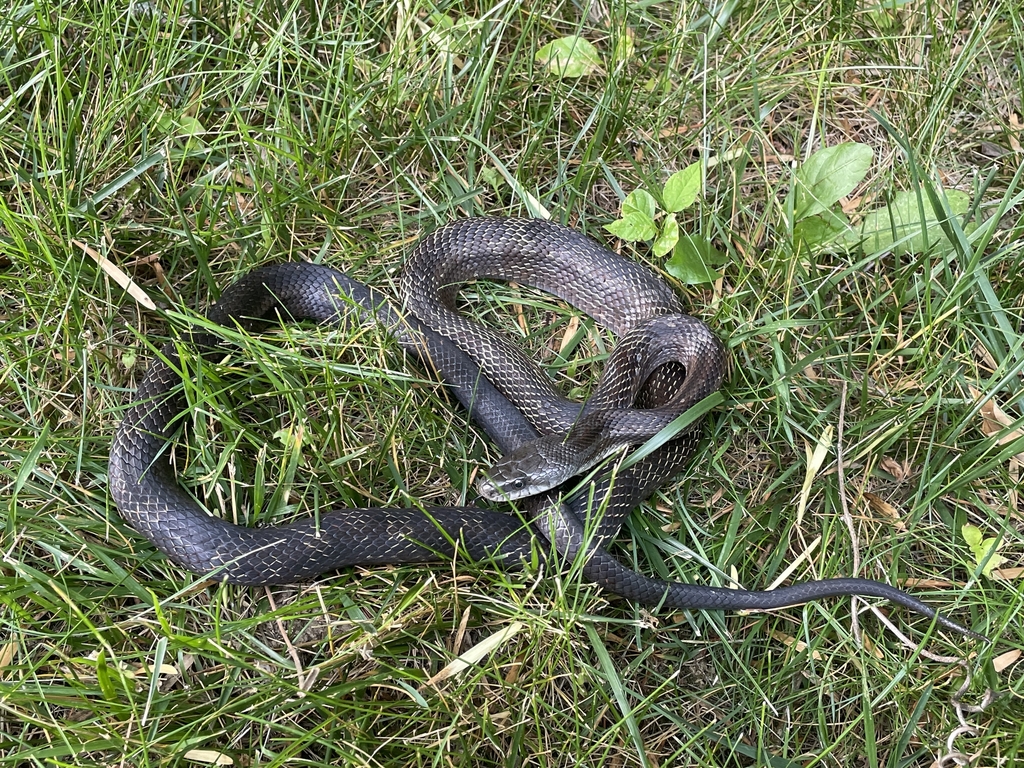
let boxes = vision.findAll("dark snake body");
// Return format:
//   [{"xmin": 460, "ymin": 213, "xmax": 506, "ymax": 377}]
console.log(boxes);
[{"xmin": 109, "ymin": 218, "xmax": 983, "ymax": 640}]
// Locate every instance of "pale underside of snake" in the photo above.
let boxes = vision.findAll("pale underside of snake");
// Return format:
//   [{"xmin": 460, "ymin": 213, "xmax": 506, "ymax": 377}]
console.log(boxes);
[{"xmin": 109, "ymin": 217, "xmax": 984, "ymax": 641}]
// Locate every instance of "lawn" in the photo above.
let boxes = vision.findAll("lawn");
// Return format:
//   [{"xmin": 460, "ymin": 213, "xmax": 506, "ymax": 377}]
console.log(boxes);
[{"xmin": 1, "ymin": 1, "xmax": 1022, "ymax": 766}]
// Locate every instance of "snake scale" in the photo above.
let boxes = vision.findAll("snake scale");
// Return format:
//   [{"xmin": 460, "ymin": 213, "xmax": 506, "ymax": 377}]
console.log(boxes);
[{"xmin": 109, "ymin": 217, "xmax": 983, "ymax": 640}]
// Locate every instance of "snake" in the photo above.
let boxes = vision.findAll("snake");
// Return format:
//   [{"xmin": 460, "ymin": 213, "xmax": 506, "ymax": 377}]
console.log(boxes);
[{"xmin": 109, "ymin": 217, "xmax": 984, "ymax": 641}]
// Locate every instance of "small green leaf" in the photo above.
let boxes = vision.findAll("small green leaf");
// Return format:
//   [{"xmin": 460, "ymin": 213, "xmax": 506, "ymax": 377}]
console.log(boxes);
[
  {"xmin": 665, "ymin": 234, "xmax": 723, "ymax": 285},
  {"xmin": 176, "ymin": 115, "xmax": 206, "ymax": 136},
  {"xmin": 536, "ymin": 36, "xmax": 601, "ymax": 78},
  {"xmin": 155, "ymin": 114, "xmax": 176, "ymax": 134},
  {"xmin": 155, "ymin": 113, "xmax": 207, "ymax": 145},
  {"xmin": 429, "ymin": 12, "xmax": 455, "ymax": 30},
  {"xmin": 95, "ymin": 649, "xmax": 117, "ymax": 702},
  {"xmin": 612, "ymin": 31, "xmax": 634, "ymax": 64},
  {"xmin": 604, "ymin": 211, "xmax": 657, "ymax": 242},
  {"xmin": 426, "ymin": 13, "xmax": 479, "ymax": 54},
  {"xmin": 848, "ymin": 188, "xmax": 973, "ymax": 256},
  {"xmin": 622, "ymin": 188, "xmax": 657, "ymax": 219},
  {"xmin": 479, "ymin": 166, "xmax": 501, "ymax": 191},
  {"xmin": 663, "ymin": 162, "xmax": 701, "ymax": 213},
  {"xmin": 962, "ymin": 524, "xmax": 1006, "ymax": 578},
  {"xmin": 866, "ymin": 0, "xmax": 912, "ymax": 26},
  {"xmin": 794, "ymin": 142, "xmax": 873, "ymax": 220},
  {"xmin": 652, "ymin": 215, "xmax": 679, "ymax": 257},
  {"xmin": 642, "ymin": 76, "xmax": 670, "ymax": 95},
  {"xmin": 962, "ymin": 525, "xmax": 982, "ymax": 549}
]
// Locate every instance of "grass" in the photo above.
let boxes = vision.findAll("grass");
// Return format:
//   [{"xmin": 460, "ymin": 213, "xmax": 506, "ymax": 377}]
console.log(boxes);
[{"xmin": 2, "ymin": 0, "xmax": 1023, "ymax": 765}]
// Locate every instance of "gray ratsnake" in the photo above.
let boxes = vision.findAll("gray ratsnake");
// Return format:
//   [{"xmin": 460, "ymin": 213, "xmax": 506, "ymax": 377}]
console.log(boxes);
[{"xmin": 109, "ymin": 217, "xmax": 985, "ymax": 641}]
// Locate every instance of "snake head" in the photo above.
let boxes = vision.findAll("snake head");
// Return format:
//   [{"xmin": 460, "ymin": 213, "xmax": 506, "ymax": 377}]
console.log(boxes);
[
  {"xmin": 476, "ymin": 434, "xmax": 580, "ymax": 501},
  {"xmin": 476, "ymin": 464, "xmax": 533, "ymax": 501}
]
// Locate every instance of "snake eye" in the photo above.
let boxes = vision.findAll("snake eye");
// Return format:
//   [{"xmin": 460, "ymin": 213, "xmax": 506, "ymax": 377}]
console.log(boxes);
[{"xmin": 512, "ymin": 479, "xmax": 525, "ymax": 490}]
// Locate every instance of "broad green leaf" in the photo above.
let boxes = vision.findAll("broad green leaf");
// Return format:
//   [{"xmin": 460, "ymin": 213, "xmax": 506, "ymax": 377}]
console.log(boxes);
[
  {"xmin": 604, "ymin": 211, "xmax": 657, "ymax": 242},
  {"xmin": 962, "ymin": 524, "xmax": 1006, "ymax": 578},
  {"xmin": 793, "ymin": 209, "xmax": 852, "ymax": 250},
  {"xmin": 536, "ymin": 36, "xmax": 601, "ymax": 78},
  {"xmin": 665, "ymin": 234, "xmax": 723, "ymax": 284},
  {"xmin": 794, "ymin": 142, "xmax": 873, "ymax": 220},
  {"xmin": 663, "ymin": 162, "xmax": 701, "ymax": 212},
  {"xmin": 622, "ymin": 188, "xmax": 657, "ymax": 219},
  {"xmin": 848, "ymin": 189, "xmax": 973, "ymax": 255},
  {"xmin": 652, "ymin": 215, "xmax": 679, "ymax": 257}
]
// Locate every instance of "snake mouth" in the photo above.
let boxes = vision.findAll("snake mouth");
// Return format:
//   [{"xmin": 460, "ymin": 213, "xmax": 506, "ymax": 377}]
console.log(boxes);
[{"xmin": 476, "ymin": 474, "xmax": 525, "ymax": 502}]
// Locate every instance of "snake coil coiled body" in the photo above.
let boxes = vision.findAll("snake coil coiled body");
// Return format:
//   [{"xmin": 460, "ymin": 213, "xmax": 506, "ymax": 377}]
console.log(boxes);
[{"xmin": 109, "ymin": 217, "xmax": 983, "ymax": 640}]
